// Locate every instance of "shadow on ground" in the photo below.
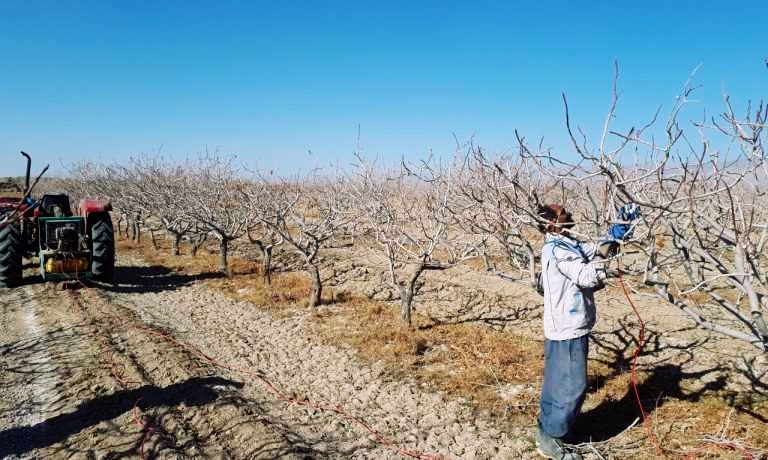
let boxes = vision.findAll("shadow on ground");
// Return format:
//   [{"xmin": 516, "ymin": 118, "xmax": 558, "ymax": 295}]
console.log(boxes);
[
  {"xmin": 98, "ymin": 265, "xmax": 224, "ymax": 294},
  {"xmin": 588, "ymin": 317, "xmax": 708, "ymax": 393},
  {"xmin": 419, "ymin": 290, "xmax": 540, "ymax": 331},
  {"xmin": 573, "ymin": 363, "xmax": 727, "ymax": 443},
  {"xmin": 17, "ymin": 260, "xmax": 223, "ymax": 292},
  {"xmin": 0, "ymin": 376, "xmax": 240, "ymax": 457}
]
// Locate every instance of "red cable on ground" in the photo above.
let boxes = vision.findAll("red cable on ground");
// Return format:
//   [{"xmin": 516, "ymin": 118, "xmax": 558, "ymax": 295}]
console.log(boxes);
[
  {"xmin": 64, "ymin": 259, "xmax": 756, "ymax": 459},
  {"xmin": 71, "ymin": 279, "xmax": 447, "ymax": 460},
  {"xmin": 132, "ymin": 397, "xmax": 157, "ymax": 460},
  {"xmin": 129, "ymin": 314, "xmax": 448, "ymax": 460},
  {"xmin": 616, "ymin": 264, "xmax": 756, "ymax": 460},
  {"xmin": 616, "ymin": 262, "xmax": 664, "ymax": 457},
  {"xmin": 69, "ymin": 275, "xmax": 157, "ymax": 459}
]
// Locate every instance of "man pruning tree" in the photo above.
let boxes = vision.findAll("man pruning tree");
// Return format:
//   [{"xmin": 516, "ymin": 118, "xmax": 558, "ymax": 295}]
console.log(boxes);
[{"xmin": 535, "ymin": 203, "xmax": 641, "ymax": 460}]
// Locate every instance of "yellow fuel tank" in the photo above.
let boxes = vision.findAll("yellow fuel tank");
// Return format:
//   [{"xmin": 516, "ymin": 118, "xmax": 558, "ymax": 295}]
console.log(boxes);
[{"xmin": 45, "ymin": 257, "xmax": 89, "ymax": 274}]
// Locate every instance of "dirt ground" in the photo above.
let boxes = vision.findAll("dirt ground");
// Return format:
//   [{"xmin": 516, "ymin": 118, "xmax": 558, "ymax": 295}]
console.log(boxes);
[
  {"xmin": 1, "ymin": 254, "xmax": 536, "ymax": 459},
  {"xmin": 2, "ymin": 239, "xmax": 767, "ymax": 459}
]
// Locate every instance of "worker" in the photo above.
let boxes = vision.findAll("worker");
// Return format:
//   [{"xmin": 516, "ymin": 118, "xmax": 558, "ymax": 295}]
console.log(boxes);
[{"xmin": 534, "ymin": 203, "xmax": 640, "ymax": 460}]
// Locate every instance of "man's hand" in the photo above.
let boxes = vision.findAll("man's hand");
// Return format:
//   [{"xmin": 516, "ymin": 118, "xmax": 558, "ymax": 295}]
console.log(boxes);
[
  {"xmin": 608, "ymin": 202, "xmax": 641, "ymax": 241},
  {"xmin": 596, "ymin": 240, "xmax": 620, "ymax": 259}
]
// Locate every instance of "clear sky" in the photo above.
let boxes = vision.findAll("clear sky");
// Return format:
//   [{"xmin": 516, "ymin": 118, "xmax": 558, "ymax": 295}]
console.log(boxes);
[{"xmin": 1, "ymin": 1, "xmax": 766, "ymax": 177}]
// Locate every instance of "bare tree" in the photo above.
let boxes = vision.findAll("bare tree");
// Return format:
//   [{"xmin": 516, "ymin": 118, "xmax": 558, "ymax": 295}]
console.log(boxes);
[
  {"xmin": 66, "ymin": 161, "xmax": 148, "ymax": 243},
  {"xmin": 351, "ymin": 157, "xmax": 476, "ymax": 325},
  {"xmin": 171, "ymin": 154, "xmax": 251, "ymax": 275},
  {"xmin": 247, "ymin": 222, "xmax": 283, "ymax": 284},
  {"xmin": 518, "ymin": 63, "xmax": 768, "ymax": 349},
  {"xmin": 448, "ymin": 144, "xmax": 545, "ymax": 287},
  {"xmin": 253, "ymin": 173, "xmax": 357, "ymax": 307},
  {"xmin": 239, "ymin": 180, "xmax": 285, "ymax": 284},
  {"xmin": 122, "ymin": 157, "xmax": 206, "ymax": 256}
]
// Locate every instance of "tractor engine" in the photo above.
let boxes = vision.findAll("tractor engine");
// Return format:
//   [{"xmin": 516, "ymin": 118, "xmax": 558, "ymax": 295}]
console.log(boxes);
[
  {"xmin": 40, "ymin": 218, "xmax": 90, "ymax": 276},
  {"xmin": 55, "ymin": 225, "xmax": 81, "ymax": 252}
]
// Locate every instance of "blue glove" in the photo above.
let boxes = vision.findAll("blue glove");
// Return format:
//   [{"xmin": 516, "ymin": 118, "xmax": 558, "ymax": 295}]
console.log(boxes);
[
  {"xmin": 608, "ymin": 203, "xmax": 641, "ymax": 240},
  {"xmin": 618, "ymin": 202, "xmax": 641, "ymax": 221},
  {"xmin": 608, "ymin": 223, "xmax": 632, "ymax": 240}
]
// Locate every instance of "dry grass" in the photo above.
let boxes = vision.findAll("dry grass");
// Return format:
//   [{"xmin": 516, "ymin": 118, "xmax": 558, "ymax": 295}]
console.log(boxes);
[
  {"xmin": 117, "ymin": 233, "xmax": 768, "ymax": 456},
  {"xmin": 309, "ymin": 296, "xmax": 544, "ymax": 421},
  {"xmin": 117, "ymin": 238, "xmax": 260, "ymax": 275},
  {"xmin": 207, "ymin": 272, "xmax": 312, "ymax": 310},
  {"xmin": 117, "ymin": 237, "xmax": 315, "ymax": 310},
  {"xmin": 654, "ymin": 398, "xmax": 768, "ymax": 452},
  {"xmin": 583, "ymin": 356, "xmax": 768, "ymax": 454}
]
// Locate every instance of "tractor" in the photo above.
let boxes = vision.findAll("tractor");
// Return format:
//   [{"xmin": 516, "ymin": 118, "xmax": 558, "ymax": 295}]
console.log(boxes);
[{"xmin": 0, "ymin": 151, "xmax": 115, "ymax": 287}]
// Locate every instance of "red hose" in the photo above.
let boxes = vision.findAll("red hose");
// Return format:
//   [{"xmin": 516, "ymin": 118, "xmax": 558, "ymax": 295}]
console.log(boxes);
[
  {"xmin": 70, "ymin": 278, "xmax": 448, "ymax": 460},
  {"xmin": 617, "ymin": 264, "xmax": 754, "ymax": 460},
  {"xmin": 616, "ymin": 262, "xmax": 664, "ymax": 457}
]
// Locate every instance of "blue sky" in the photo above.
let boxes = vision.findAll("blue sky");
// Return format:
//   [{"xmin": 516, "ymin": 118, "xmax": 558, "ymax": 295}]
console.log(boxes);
[{"xmin": 0, "ymin": 1, "xmax": 766, "ymax": 177}]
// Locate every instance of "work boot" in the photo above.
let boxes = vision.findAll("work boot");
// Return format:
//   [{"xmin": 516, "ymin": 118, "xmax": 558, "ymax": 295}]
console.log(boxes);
[{"xmin": 536, "ymin": 427, "xmax": 582, "ymax": 460}]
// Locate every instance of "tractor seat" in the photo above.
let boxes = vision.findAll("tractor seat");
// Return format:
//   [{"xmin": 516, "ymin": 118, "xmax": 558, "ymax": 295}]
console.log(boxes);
[{"xmin": 40, "ymin": 193, "xmax": 73, "ymax": 217}]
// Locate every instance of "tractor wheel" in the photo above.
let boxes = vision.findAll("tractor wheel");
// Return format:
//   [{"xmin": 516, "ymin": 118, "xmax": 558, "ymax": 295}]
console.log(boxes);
[
  {"xmin": 91, "ymin": 215, "xmax": 115, "ymax": 282},
  {"xmin": 0, "ymin": 223, "xmax": 23, "ymax": 288}
]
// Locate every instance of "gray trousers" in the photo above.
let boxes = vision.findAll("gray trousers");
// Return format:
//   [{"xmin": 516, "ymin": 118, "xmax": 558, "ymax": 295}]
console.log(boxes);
[{"xmin": 538, "ymin": 335, "xmax": 589, "ymax": 438}]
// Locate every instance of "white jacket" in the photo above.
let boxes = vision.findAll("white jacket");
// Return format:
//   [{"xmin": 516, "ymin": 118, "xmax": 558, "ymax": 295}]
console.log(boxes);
[{"xmin": 540, "ymin": 234, "xmax": 606, "ymax": 341}]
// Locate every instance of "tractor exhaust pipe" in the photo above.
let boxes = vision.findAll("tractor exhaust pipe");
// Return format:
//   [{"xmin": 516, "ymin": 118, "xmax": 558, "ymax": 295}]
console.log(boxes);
[{"xmin": 21, "ymin": 151, "xmax": 31, "ymax": 192}]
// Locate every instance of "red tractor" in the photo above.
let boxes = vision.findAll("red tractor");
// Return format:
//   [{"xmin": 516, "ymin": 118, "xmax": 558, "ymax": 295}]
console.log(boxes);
[{"xmin": 0, "ymin": 152, "xmax": 115, "ymax": 287}]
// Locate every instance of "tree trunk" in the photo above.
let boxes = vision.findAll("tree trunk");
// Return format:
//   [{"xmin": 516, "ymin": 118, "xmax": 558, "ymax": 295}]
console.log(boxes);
[
  {"xmin": 133, "ymin": 214, "xmax": 141, "ymax": 243},
  {"xmin": 400, "ymin": 285, "xmax": 414, "ymax": 325},
  {"xmin": 399, "ymin": 264, "xmax": 424, "ymax": 326},
  {"xmin": 149, "ymin": 228, "xmax": 159, "ymax": 250},
  {"xmin": 123, "ymin": 216, "xmax": 130, "ymax": 238},
  {"xmin": 191, "ymin": 234, "xmax": 206, "ymax": 257},
  {"xmin": 219, "ymin": 238, "xmax": 229, "ymax": 275},
  {"xmin": 172, "ymin": 232, "xmax": 182, "ymax": 256},
  {"xmin": 307, "ymin": 263, "xmax": 322, "ymax": 308},
  {"xmin": 253, "ymin": 240, "xmax": 274, "ymax": 285},
  {"xmin": 262, "ymin": 246, "xmax": 273, "ymax": 285}
]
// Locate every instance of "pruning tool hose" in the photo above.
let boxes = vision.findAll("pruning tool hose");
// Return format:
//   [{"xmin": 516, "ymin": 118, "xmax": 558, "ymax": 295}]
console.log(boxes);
[{"xmin": 616, "ymin": 259, "xmax": 754, "ymax": 460}]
